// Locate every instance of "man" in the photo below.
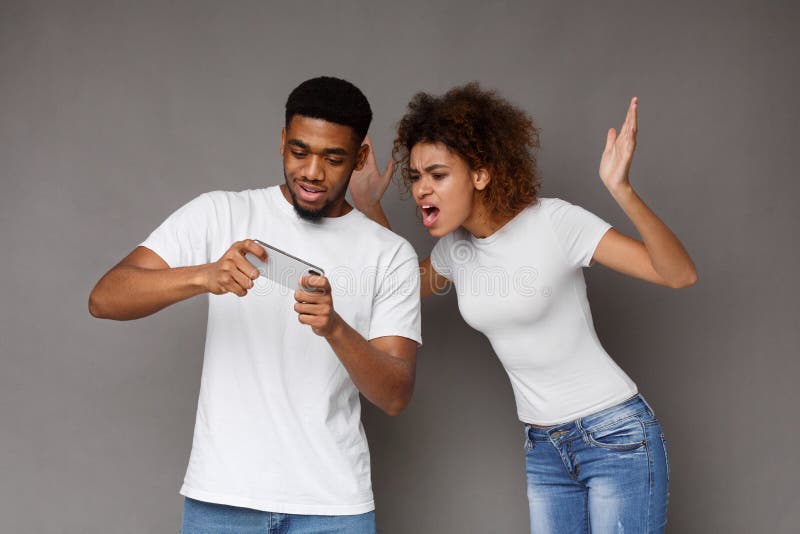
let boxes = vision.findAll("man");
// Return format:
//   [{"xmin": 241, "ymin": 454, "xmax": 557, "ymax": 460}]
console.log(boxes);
[{"xmin": 89, "ymin": 76, "xmax": 421, "ymax": 533}]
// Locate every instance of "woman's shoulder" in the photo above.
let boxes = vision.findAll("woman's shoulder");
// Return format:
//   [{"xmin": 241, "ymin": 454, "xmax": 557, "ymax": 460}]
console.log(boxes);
[
  {"xmin": 534, "ymin": 197, "xmax": 573, "ymax": 212},
  {"xmin": 533, "ymin": 197, "xmax": 593, "ymax": 224}
]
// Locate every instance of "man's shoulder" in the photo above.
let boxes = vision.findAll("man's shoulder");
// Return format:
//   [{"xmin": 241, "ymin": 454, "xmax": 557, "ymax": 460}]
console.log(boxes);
[
  {"xmin": 203, "ymin": 186, "xmax": 273, "ymax": 202},
  {"xmin": 199, "ymin": 187, "xmax": 275, "ymax": 212},
  {"xmin": 348, "ymin": 211, "xmax": 417, "ymax": 259}
]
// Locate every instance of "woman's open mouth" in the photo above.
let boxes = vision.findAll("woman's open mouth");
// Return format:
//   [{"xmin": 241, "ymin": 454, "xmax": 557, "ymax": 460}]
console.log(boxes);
[{"xmin": 420, "ymin": 204, "xmax": 440, "ymax": 227}]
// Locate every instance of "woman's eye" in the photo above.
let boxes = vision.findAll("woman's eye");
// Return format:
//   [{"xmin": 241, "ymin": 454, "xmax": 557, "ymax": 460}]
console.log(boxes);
[
  {"xmin": 408, "ymin": 175, "xmax": 420, "ymax": 182},
  {"xmin": 433, "ymin": 174, "xmax": 446, "ymax": 180}
]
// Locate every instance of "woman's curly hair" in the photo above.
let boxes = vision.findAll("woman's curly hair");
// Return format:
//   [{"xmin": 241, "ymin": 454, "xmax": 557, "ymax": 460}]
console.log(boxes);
[{"xmin": 393, "ymin": 83, "xmax": 541, "ymax": 219}]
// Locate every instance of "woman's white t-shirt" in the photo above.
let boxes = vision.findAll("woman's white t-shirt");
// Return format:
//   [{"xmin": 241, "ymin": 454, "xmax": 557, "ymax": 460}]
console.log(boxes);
[{"xmin": 430, "ymin": 197, "xmax": 637, "ymax": 425}]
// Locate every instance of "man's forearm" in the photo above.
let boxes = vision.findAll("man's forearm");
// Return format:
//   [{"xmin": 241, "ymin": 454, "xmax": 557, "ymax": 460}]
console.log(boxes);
[
  {"xmin": 89, "ymin": 265, "xmax": 208, "ymax": 321},
  {"xmin": 324, "ymin": 315, "xmax": 414, "ymax": 416}
]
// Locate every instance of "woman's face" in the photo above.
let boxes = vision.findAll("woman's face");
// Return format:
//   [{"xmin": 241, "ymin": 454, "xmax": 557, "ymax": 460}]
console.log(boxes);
[{"xmin": 409, "ymin": 142, "xmax": 488, "ymax": 237}]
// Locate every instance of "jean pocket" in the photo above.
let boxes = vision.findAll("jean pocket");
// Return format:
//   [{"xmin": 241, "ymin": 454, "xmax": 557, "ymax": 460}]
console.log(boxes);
[{"xmin": 586, "ymin": 416, "xmax": 646, "ymax": 451}]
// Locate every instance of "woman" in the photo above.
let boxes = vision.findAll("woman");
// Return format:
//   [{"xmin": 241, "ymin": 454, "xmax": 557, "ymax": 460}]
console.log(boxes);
[{"xmin": 350, "ymin": 83, "xmax": 697, "ymax": 533}]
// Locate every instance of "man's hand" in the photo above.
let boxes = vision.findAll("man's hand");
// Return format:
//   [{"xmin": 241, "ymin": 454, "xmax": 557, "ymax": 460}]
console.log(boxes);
[
  {"xmin": 201, "ymin": 239, "xmax": 267, "ymax": 297},
  {"xmin": 293, "ymin": 274, "xmax": 340, "ymax": 337},
  {"xmin": 293, "ymin": 272, "xmax": 418, "ymax": 415}
]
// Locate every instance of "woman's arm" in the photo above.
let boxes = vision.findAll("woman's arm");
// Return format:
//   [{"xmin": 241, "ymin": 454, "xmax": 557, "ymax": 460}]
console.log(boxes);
[
  {"xmin": 349, "ymin": 138, "xmax": 450, "ymax": 298},
  {"xmin": 349, "ymin": 136, "xmax": 395, "ymax": 230},
  {"xmin": 420, "ymin": 256, "xmax": 451, "ymax": 299},
  {"xmin": 592, "ymin": 97, "xmax": 698, "ymax": 288}
]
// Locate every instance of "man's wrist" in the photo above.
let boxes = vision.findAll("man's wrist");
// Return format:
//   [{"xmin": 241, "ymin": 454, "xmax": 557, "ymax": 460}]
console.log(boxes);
[
  {"xmin": 187, "ymin": 265, "xmax": 210, "ymax": 293},
  {"xmin": 324, "ymin": 312, "xmax": 347, "ymax": 341}
]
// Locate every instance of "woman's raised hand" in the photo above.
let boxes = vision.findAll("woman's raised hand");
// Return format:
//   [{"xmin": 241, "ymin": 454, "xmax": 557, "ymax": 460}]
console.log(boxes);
[
  {"xmin": 599, "ymin": 97, "xmax": 638, "ymax": 193},
  {"xmin": 349, "ymin": 136, "xmax": 395, "ymax": 213}
]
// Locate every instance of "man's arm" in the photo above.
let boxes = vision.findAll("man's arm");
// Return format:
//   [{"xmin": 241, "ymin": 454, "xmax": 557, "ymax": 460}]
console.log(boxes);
[
  {"xmin": 326, "ymin": 325, "xmax": 417, "ymax": 417},
  {"xmin": 294, "ymin": 274, "xmax": 417, "ymax": 416},
  {"xmin": 88, "ymin": 240, "xmax": 268, "ymax": 321}
]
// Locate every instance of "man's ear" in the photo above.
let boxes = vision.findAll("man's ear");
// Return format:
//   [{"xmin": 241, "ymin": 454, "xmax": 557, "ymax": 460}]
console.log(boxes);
[
  {"xmin": 280, "ymin": 127, "xmax": 286, "ymax": 156},
  {"xmin": 354, "ymin": 141, "xmax": 370, "ymax": 171},
  {"xmin": 472, "ymin": 167, "xmax": 491, "ymax": 191}
]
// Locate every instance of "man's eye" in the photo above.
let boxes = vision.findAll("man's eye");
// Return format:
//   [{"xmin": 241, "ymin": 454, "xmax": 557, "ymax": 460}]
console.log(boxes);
[
  {"xmin": 291, "ymin": 151, "xmax": 306, "ymax": 158},
  {"xmin": 408, "ymin": 175, "xmax": 420, "ymax": 182},
  {"xmin": 326, "ymin": 158, "xmax": 344, "ymax": 165},
  {"xmin": 433, "ymin": 174, "xmax": 446, "ymax": 180}
]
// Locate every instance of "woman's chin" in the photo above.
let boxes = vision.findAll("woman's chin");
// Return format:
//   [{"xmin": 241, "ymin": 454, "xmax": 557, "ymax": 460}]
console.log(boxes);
[
  {"xmin": 427, "ymin": 223, "xmax": 453, "ymax": 238},
  {"xmin": 422, "ymin": 212, "xmax": 462, "ymax": 237}
]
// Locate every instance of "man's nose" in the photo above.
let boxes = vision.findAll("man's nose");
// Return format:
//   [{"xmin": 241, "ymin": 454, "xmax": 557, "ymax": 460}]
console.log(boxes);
[{"xmin": 302, "ymin": 155, "xmax": 324, "ymax": 181}]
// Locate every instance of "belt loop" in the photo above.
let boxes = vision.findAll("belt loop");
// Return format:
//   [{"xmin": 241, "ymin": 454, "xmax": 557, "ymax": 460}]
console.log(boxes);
[
  {"xmin": 523, "ymin": 424, "xmax": 534, "ymax": 451},
  {"xmin": 639, "ymin": 394, "xmax": 656, "ymax": 417},
  {"xmin": 576, "ymin": 418, "xmax": 590, "ymax": 445}
]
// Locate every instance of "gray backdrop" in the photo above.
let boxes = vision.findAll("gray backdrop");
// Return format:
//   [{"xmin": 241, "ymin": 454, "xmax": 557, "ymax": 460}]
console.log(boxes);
[{"xmin": 2, "ymin": 1, "xmax": 798, "ymax": 532}]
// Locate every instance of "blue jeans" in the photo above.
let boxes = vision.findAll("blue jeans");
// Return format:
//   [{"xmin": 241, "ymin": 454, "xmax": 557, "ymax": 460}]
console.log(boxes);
[
  {"xmin": 524, "ymin": 394, "xmax": 669, "ymax": 533},
  {"xmin": 180, "ymin": 497, "xmax": 376, "ymax": 534}
]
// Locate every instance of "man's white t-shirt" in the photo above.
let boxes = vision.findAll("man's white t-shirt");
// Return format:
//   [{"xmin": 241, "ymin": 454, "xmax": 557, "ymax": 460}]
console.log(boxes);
[
  {"xmin": 140, "ymin": 185, "xmax": 421, "ymax": 515},
  {"xmin": 430, "ymin": 197, "xmax": 637, "ymax": 426}
]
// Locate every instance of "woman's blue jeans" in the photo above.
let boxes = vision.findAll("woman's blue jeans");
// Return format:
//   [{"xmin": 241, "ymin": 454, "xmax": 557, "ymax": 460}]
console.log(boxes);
[{"xmin": 524, "ymin": 394, "xmax": 669, "ymax": 533}]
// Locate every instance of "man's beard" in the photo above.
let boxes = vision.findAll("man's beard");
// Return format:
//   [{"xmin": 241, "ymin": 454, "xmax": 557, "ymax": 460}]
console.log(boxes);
[{"xmin": 284, "ymin": 173, "xmax": 334, "ymax": 221}]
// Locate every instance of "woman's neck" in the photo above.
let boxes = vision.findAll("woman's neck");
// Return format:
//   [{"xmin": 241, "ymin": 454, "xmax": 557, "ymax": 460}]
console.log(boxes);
[{"xmin": 462, "ymin": 198, "xmax": 513, "ymax": 239}]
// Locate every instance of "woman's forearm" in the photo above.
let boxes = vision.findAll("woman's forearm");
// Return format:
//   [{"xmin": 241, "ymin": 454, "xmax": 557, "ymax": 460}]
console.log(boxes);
[
  {"xmin": 610, "ymin": 184, "xmax": 698, "ymax": 287},
  {"xmin": 360, "ymin": 202, "xmax": 392, "ymax": 231}
]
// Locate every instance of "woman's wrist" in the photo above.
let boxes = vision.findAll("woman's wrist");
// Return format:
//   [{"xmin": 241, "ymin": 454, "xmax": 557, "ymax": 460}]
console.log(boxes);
[
  {"xmin": 361, "ymin": 202, "xmax": 386, "ymax": 220},
  {"xmin": 609, "ymin": 182, "xmax": 636, "ymax": 203}
]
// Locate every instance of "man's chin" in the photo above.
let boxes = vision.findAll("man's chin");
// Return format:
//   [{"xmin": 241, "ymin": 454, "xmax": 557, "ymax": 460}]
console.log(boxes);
[
  {"xmin": 293, "ymin": 201, "xmax": 329, "ymax": 220},
  {"xmin": 290, "ymin": 193, "xmax": 330, "ymax": 220}
]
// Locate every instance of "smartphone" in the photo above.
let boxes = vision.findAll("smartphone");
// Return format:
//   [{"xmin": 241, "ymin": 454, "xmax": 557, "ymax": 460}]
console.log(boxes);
[{"xmin": 245, "ymin": 239, "xmax": 325, "ymax": 291}]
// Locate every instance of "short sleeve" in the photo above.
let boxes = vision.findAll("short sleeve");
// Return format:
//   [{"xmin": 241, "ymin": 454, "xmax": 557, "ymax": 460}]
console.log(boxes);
[
  {"xmin": 429, "ymin": 233, "xmax": 456, "ymax": 281},
  {"xmin": 368, "ymin": 243, "xmax": 422, "ymax": 345},
  {"xmin": 139, "ymin": 193, "xmax": 216, "ymax": 268},
  {"xmin": 544, "ymin": 198, "xmax": 612, "ymax": 268}
]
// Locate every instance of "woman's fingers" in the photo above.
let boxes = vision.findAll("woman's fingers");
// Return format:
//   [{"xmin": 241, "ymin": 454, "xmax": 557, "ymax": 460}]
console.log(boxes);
[
  {"xmin": 622, "ymin": 97, "xmax": 638, "ymax": 138},
  {"xmin": 605, "ymin": 128, "xmax": 617, "ymax": 153},
  {"xmin": 383, "ymin": 158, "xmax": 395, "ymax": 181}
]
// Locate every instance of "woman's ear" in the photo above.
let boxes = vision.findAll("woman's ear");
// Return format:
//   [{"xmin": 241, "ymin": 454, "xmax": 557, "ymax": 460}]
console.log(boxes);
[{"xmin": 472, "ymin": 168, "xmax": 491, "ymax": 191}]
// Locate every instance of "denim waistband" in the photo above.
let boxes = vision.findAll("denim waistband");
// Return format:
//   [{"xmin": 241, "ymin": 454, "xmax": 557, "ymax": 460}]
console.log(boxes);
[{"xmin": 526, "ymin": 394, "xmax": 654, "ymax": 441}]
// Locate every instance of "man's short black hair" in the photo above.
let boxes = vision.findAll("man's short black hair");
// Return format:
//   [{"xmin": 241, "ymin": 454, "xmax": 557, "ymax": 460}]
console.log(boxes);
[{"xmin": 285, "ymin": 76, "xmax": 372, "ymax": 141}]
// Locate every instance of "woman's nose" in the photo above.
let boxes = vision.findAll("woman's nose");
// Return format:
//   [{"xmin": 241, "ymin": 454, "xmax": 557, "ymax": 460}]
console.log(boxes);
[{"xmin": 414, "ymin": 177, "xmax": 432, "ymax": 198}]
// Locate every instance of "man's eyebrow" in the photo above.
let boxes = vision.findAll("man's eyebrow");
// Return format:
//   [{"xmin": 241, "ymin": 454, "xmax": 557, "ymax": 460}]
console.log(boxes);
[
  {"xmin": 287, "ymin": 139, "xmax": 348, "ymax": 156},
  {"xmin": 287, "ymin": 139, "xmax": 309, "ymax": 150}
]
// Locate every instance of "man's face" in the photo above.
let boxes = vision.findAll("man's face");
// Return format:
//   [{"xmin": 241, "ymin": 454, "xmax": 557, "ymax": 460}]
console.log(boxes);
[{"xmin": 281, "ymin": 115, "xmax": 368, "ymax": 220}]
